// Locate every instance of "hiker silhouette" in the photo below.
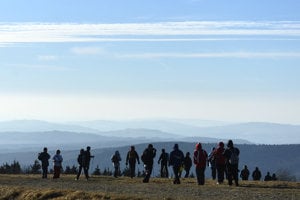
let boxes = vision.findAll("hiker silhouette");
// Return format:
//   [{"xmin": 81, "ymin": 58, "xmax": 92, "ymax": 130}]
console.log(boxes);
[
  {"xmin": 224, "ymin": 140, "xmax": 240, "ymax": 186},
  {"xmin": 141, "ymin": 144, "xmax": 156, "ymax": 183},
  {"xmin": 126, "ymin": 146, "xmax": 140, "ymax": 178},
  {"xmin": 158, "ymin": 148, "xmax": 169, "ymax": 178},
  {"xmin": 111, "ymin": 150, "xmax": 122, "ymax": 178},
  {"xmin": 38, "ymin": 147, "xmax": 51, "ymax": 179},
  {"xmin": 169, "ymin": 144, "xmax": 185, "ymax": 184},
  {"xmin": 76, "ymin": 148, "xmax": 89, "ymax": 180},
  {"xmin": 193, "ymin": 143, "xmax": 208, "ymax": 185},
  {"xmin": 52, "ymin": 149, "xmax": 63, "ymax": 179}
]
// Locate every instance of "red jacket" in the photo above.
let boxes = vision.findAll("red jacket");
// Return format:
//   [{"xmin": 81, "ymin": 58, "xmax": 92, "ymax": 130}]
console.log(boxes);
[
  {"xmin": 193, "ymin": 143, "xmax": 208, "ymax": 168},
  {"xmin": 213, "ymin": 142, "xmax": 226, "ymax": 165}
]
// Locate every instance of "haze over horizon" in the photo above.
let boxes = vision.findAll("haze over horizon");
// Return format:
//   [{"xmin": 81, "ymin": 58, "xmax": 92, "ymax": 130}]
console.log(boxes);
[{"xmin": 1, "ymin": 1, "xmax": 300, "ymax": 131}]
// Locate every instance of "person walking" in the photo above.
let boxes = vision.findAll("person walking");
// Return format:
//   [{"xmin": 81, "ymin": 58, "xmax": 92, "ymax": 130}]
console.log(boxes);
[
  {"xmin": 38, "ymin": 147, "xmax": 51, "ymax": 179},
  {"xmin": 76, "ymin": 148, "xmax": 89, "ymax": 180},
  {"xmin": 158, "ymin": 148, "xmax": 169, "ymax": 178},
  {"xmin": 193, "ymin": 143, "xmax": 208, "ymax": 185},
  {"xmin": 213, "ymin": 142, "xmax": 226, "ymax": 184},
  {"xmin": 224, "ymin": 140, "xmax": 240, "ymax": 186},
  {"xmin": 208, "ymin": 147, "xmax": 216, "ymax": 180},
  {"xmin": 111, "ymin": 150, "xmax": 122, "ymax": 178},
  {"xmin": 126, "ymin": 146, "xmax": 140, "ymax": 178},
  {"xmin": 169, "ymin": 144, "xmax": 184, "ymax": 184},
  {"xmin": 52, "ymin": 149, "xmax": 63, "ymax": 179},
  {"xmin": 141, "ymin": 144, "xmax": 156, "ymax": 183},
  {"xmin": 183, "ymin": 152, "xmax": 192, "ymax": 178}
]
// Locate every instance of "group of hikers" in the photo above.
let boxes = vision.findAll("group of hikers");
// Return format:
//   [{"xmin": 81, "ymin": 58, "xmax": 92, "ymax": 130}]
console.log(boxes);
[
  {"xmin": 111, "ymin": 139, "xmax": 241, "ymax": 186},
  {"xmin": 38, "ymin": 146, "xmax": 94, "ymax": 180},
  {"xmin": 38, "ymin": 139, "xmax": 277, "ymax": 186},
  {"xmin": 239, "ymin": 165, "xmax": 277, "ymax": 181}
]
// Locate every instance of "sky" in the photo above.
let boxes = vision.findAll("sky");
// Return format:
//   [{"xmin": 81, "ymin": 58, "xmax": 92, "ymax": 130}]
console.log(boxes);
[{"xmin": 0, "ymin": 0, "xmax": 300, "ymax": 124}]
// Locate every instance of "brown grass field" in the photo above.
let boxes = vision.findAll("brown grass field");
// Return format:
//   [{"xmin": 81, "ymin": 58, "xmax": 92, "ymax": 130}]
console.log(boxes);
[{"xmin": 0, "ymin": 174, "xmax": 299, "ymax": 200}]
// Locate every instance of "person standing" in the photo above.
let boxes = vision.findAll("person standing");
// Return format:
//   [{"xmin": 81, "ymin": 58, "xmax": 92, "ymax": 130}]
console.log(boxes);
[
  {"xmin": 53, "ymin": 149, "xmax": 63, "ymax": 179},
  {"xmin": 208, "ymin": 147, "xmax": 216, "ymax": 180},
  {"xmin": 224, "ymin": 140, "xmax": 240, "ymax": 186},
  {"xmin": 213, "ymin": 142, "xmax": 226, "ymax": 184},
  {"xmin": 183, "ymin": 152, "xmax": 192, "ymax": 178},
  {"xmin": 76, "ymin": 148, "xmax": 88, "ymax": 180},
  {"xmin": 169, "ymin": 144, "xmax": 184, "ymax": 184},
  {"xmin": 240, "ymin": 165, "xmax": 250, "ymax": 180},
  {"xmin": 193, "ymin": 143, "xmax": 208, "ymax": 185},
  {"xmin": 252, "ymin": 167, "xmax": 262, "ymax": 181},
  {"xmin": 158, "ymin": 148, "xmax": 169, "ymax": 178},
  {"xmin": 111, "ymin": 150, "xmax": 122, "ymax": 178},
  {"xmin": 141, "ymin": 144, "xmax": 156, "ymax": 183},
  {"xmin": 126, "ymin": 146, "xmax": 140, "ymax": 178},
  {"xmin": 264, "ymin": 172, "xmax": 272, "ymax": 181},
  {"xmin": 84, "ymin": 146, "xmax": 94, "ymax": 179},
  {"xmin": 38, "ymin": 147, "xmax": 51, "ymax": 179}
]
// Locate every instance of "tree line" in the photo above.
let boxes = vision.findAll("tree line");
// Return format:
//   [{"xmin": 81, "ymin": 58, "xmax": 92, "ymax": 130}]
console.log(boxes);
[{"xmin": 0, "ymin": 159, "xmax": 146, "ymax": 177}]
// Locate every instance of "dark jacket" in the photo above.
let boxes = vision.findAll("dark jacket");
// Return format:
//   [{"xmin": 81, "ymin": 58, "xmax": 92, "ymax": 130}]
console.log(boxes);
[
  {"xmin": 141, "ymin": 147, "xmax": 156, "ymax": 165},
  {"xmin": 224, "ymin": 147, "xmax": 240, "ymax": 165},
  {"xmin": 158, "ymin": 152, "xmax": 169, "ymax": 165},
  {"xmin": 184, "ymin": 156, "xmax": 192, "ymax": 170},
  {"xmin": 126, "ymin": 150, "xmax": 140, "ymax": 165},
  {"xmin": 38, "ymin": 152, "xmax": 51, "ymax": 167},
  {"xmin": 169, "ymin": 148, "xmax": 184, "ymax": 168}
]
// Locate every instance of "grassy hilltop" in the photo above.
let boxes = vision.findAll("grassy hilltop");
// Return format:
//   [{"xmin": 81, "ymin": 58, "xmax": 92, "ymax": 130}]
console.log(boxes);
[{"xmin": 0, "ymin": 174, "xmax": 299, "ymax": 200}]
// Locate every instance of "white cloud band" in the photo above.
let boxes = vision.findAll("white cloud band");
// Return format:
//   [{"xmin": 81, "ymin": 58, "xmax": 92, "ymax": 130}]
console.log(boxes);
[{"xmin": 0, "ymin": 21, "xmax": 300, "ymax": 43}]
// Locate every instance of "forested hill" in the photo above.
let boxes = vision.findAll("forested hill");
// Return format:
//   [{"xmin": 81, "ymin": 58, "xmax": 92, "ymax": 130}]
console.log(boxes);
[{"xmin": 1, "ymin": 142, "xmax": 299, "ymax": 180}]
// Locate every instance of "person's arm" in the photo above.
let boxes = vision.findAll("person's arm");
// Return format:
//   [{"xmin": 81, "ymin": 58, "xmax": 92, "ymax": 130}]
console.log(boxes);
[{"xmin": 136, "ymin": 151, "xmax": 140, "ymax": 164}]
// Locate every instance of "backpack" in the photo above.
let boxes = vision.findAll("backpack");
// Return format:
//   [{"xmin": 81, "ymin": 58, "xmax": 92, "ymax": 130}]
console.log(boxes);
[
  {"xmin": 111, "ymin": 155, "xmax": 118, "ymax": 163},
  {"xmin": 141, "ymin": 149, "xmax": 152, "ymax": 164},
  {"xmin": 194, "ymin": 149, "xmax": 207, "ymax": 167},
  {"xmin": 38, "ymin": 153, "xmax": 42, "ymax": 161},
  {"xmin": 141, "ymin": 150, "xmax": 147, "ymax": 163},
  {"xmin": 128, "ymin": 151, "xmax": 136, "ymax": 160},
  {"xmin": 228, "ymin": 148, "xmax": 239, "ymax": 165},
  {"xmin": 161, "ymin": 152, "xmax": 169, "ymax": 162}
]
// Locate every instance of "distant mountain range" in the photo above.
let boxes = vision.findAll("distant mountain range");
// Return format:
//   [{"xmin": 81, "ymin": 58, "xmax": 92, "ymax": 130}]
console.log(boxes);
[{"xmin": 0, "ymin": 119, "xmax": 299, "ymax": 144}]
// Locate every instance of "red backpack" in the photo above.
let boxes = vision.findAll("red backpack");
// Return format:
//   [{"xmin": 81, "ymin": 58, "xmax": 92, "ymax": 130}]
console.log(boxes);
[{"xmin": 193, "ymin": 149, "xmax": 207, "ymax": 168}]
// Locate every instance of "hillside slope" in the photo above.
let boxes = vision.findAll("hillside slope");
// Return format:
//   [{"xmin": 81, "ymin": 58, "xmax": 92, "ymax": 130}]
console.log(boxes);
[{"xmin": 0, "ymin": 175, "xmax": 299, "ymax": 200}]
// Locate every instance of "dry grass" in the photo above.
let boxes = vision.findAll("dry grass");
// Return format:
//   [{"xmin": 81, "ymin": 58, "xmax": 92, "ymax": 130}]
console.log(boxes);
[{"xmin": 0, "ymin": 174, "xmax": 299, "ymax": 200}]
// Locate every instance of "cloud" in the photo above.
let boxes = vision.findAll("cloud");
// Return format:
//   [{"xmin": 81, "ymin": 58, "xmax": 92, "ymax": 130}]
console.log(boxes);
[
  {"xmin": 117, "ymin": 52, "xmax": 300, "ymax": 59},
  {"xmin": 0, "ymin": 21, "xmax": 299, "ymax": 44},
  {"xmin": 7, "ymin": 64, "xmax": 73, "ymax": 71},
  {"xmin": 70, "ymin": 47, "xmax": 105, "ymax": 55},
  {"xmin": 37, "ymin": 55, "xmax": 58, "ymax": 61}
]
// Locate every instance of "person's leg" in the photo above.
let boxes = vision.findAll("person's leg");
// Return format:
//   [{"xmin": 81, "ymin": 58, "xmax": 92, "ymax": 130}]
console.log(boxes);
[
  {"xmin": 173, "ymin": 166, "xmax": 180, "ymax": 184},
  {"xmin": 233, "ymin": 165, "xmax": 239, "ymax": 186},
  {"xmin": 199, "ymin": 168, "xmax": 205, "ymax": 185},
  {"xmin": 76, "ymin": 165, "xmax": 82, "ymax": 180},
  {"xmin": 195, "ymin": 167, "xmax": 201, "ymax": 185},
  {"xmin": 212, "ymin": 166, "xmax": 216, "ymax": 180},
  {"xmin": 143, "ymin": 165, "xmax": 151, "ymax": 183},
  {"xmin": 160, "ymin": 164, "xmax": 164, "ymax": 177},
  {"xmin": 53, "ymin": 166, "xmax": 60, "ymax": 179},
  {"xmin": 227, "ymin": 165, "xmax": 233, "ymax": 185},
  {"xmin": 42, "ymin": 166, "xmax": 47, "ymax": 178},
  {"xmin": 165, "ymin": 164, "xmax": 169, "ymax": 178}
]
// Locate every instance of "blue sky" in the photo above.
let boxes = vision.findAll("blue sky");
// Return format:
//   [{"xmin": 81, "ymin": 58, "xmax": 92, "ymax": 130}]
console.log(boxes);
[{"xmin": 0, "ymin": 0, "xmax": 300, "ymax": 124}]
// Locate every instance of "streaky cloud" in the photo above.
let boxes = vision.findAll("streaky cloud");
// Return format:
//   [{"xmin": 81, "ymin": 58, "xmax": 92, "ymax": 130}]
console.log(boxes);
[
  {"xmin": 0, "ymin": 21, "xmax": 300, "ymax": 44},
  {"xmin": 118, "ymin": 52, "xmax": 300, "ymax": 59}
]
